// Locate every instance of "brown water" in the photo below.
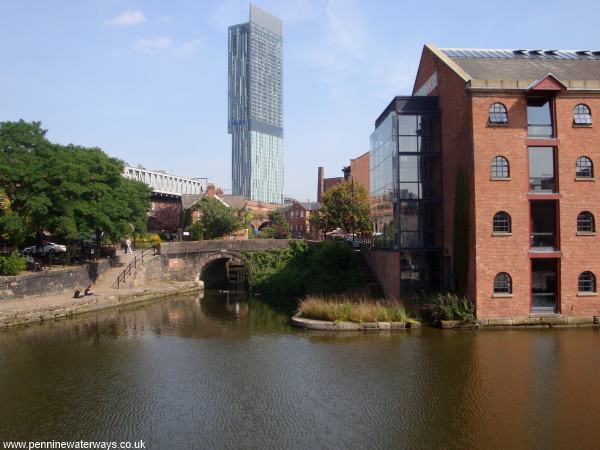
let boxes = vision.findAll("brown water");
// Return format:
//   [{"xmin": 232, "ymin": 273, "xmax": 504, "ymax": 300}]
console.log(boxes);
[{"xmin": 1, "ymin": 291, "xmax": 600, "ymax": 449}]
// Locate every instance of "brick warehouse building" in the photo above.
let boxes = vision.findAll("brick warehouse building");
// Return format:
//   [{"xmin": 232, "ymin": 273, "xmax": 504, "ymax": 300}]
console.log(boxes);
[{"xmin": 368, "ymin": 44, "xmax": 600, "ymax": 320}]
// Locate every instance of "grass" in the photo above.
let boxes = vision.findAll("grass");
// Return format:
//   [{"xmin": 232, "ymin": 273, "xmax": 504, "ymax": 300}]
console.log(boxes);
[{"xmin": 298, "ymin": 295, "xmax": 412, "ymax": 323}]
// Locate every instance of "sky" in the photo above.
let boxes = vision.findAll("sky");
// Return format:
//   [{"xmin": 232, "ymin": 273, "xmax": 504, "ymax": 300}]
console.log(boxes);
[{"xmin": 1, "ymin": 0, "xmax": 600, "ymax": 201}]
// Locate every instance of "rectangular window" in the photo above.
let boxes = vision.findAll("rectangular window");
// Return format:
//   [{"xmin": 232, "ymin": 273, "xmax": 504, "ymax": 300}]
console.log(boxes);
[
  {"xmin": 529, "ymin": 147, "xmax": 556, "ymax": 192},
  {"xmin": 530, "ymin": 201, "xmax": 557, "ymax": 251},
  {"xmin": 527, "ymin": 97, "xmax": 554, "ymax": 137}
]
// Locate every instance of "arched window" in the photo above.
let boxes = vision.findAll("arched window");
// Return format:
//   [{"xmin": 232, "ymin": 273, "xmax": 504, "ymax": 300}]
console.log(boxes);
[
  {"xmin": 493, "ymin": 212, "xmax": 511, "ymax": 233},
  {"xmin": 494, "ymin": 272, "xmax": 512, "ymax": 294},
  {"xmin": 576, "ymin": 156, "xmax": 593, "ymax": 178},
  {"xmin": 489, "ymin": 103, "xmax": 508, "ymax": 124},
  {"xmin": 577, "ymin": 211, "xmax": 595, "ymax": 233},
  {"xmin": 491, "ymin": 156, "xmax": 510, "ymax": 178},
  {"xmin": 573, "ymin": 104, "xmax": 592, "ymax": 126},
  {"xmin": 578, "ymin": 271, "xmax": 596, "ymax": 292}
]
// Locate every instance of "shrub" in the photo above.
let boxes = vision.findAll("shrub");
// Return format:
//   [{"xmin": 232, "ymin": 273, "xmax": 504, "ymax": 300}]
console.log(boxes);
[
  {"xmin": 422, "ymin": 292, "xmax": 475, "ymax": 323},
  {"xmin": 298, "ymin": 295, "xmax": 411, "ymax": 323},
  {"xmin": 240, "ymin": 240, "xmax": 365, "ymax": 298},
  {"xmin": 0, "ymin": 254, "xmax": 26, "ymax": 276}
]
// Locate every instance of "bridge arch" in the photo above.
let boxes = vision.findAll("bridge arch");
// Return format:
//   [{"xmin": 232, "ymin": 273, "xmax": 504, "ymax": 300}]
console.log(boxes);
[{"xmin": 194, "ymin": 252, "xmax": 248, "ymax": 288}]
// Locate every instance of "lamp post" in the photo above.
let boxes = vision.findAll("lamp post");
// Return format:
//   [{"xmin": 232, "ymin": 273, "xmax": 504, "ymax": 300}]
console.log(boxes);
[{"xmin": 342, "ymin": 166, "xmax": 356, "ymax": 248}]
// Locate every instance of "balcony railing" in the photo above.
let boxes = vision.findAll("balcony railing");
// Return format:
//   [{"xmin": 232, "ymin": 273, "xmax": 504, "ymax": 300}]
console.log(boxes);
[{"xmin": 530, "ymin": 232, "xmax": 556, "ymax": 251}]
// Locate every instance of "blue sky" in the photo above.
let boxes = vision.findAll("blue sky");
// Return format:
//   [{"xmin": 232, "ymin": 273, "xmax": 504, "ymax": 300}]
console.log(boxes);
[{"xmin": 1, "ymin": 0, "xmax": 599, "ymax": 201}]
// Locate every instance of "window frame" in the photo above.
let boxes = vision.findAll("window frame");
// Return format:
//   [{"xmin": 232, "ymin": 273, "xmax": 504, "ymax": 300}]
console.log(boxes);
[
  {"xmin": 576, "ymin": 156, "xmax": 594, "ymax": 179},
  {"xmin": 577, "ymin": 211, "xmax": 596, "ymax": 233},
  {"xmin": 488, "ymin": 103, "xmax": 508, "ymax": 125},
  {"xmin": 491, "ymin": 156, "xmax": 510, "ymax": 179},
  {"xmin": 493, "ymin": 211, "xmax": 512, "ymax": 234},
  {"xmin": 578, "ymin": 271, "xmax": 596, "ymax": 293},
  {"xmin": 573, "ymin": 104, "xmax": 592, "ymax": 127},
  {"xmin": 493, "ymin": 272, "xmax": 512, "ymax": 294}
]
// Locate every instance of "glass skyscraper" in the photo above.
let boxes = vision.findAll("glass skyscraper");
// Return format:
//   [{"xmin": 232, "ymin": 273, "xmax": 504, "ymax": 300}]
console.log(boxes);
[{"xmin": 228, "ymin": 4, "xmax": 283, "ymax": 204}]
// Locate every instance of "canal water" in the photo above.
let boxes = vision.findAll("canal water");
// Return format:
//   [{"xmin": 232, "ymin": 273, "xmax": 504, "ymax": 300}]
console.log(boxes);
[{"xmin": 1, "ymin": 291, "xmax": 600, "ymax": 449}]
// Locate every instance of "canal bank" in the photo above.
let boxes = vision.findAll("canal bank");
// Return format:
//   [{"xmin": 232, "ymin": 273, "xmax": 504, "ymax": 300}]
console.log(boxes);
[{"xmin": 0, "ymin": 281, "xmax": 202, "ymax": 328}]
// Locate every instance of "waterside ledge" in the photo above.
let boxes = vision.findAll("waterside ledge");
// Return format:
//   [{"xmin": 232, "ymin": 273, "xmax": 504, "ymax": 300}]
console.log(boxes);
[
  {"xmin": 291, "ymin": 313, "xmax": 421, "ymax": 331},
  {"xmin": 0, "ymin": 282, "xmax": 203, "ymax": 329}
]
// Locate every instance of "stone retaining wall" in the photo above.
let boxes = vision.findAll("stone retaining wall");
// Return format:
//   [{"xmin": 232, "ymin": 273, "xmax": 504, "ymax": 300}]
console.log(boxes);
[
  {"xmin": 0, "ymin": 260, "xmax": 111, "ymax": 301},
  {"xmin": 0, "ymin": 283, "xmax": 201, "ymax": 328},
  {"xmin": 291, "ymin": 314, "xmax": 421, "ymax": 331}
]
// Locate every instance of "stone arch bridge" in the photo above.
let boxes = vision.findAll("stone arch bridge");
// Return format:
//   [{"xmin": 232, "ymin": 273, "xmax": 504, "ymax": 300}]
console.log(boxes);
[{"xmin": 137, "ymin": 239, "xmax": 291, "ymax": 288}]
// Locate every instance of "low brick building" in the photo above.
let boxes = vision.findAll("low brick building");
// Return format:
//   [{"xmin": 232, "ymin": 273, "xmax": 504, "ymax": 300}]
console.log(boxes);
[
  {"xmin": 369, "ymin": 44, "xmax": 600, "ymax": 320},
  {"xmin": 283, "ymin": 201, "xmax": 319, "ymax": 239}
]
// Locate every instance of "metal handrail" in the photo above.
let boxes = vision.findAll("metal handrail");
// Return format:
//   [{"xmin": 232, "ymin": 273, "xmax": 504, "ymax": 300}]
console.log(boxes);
[{"xmin": 112, "ymin": 248, "xmax": 157, "ymax": 289}]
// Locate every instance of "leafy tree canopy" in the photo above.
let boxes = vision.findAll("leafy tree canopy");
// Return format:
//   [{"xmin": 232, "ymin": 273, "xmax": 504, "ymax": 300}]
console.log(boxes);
[
  {"xmin": 0, "ymin": 120, "xmax": 151, "ymax": 248},
  {"xmin": 314, "ymin": 181, "xmax": 371, "ymax": 235},
  {"xmin": 187, "ymin": 196, "xmax": 240, "ymax": 240}
]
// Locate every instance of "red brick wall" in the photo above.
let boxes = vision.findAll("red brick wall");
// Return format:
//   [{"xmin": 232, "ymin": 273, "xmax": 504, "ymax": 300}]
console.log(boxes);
[
  {"xmin": 415, "ymin": 46, "xmax": 477, "ymax": 302},
  {"xmin": 363, "ymin": 249, "xmax": 401, "ymax": 301},
  {"xmin": 286, "ymin": 203, "xmax": 311, "ymax": 238},
  {"xmin": 471, "ymin": 95, "xmax": 531, "ymax": 318},
  {"xmin": 350, "ymin": 152, "xmax": 370, "ymax": 194},
  {"xmin": 556, "ymin": 96, "xmax": 600, "ymax": 316},
  {"xmin": 471, "ymin": 94, "xmax": 600, "ymax": 318}
]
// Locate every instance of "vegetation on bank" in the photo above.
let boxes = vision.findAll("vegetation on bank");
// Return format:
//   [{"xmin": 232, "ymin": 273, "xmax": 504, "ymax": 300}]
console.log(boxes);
[
  {"xmin": 422, "ymin": 292, "xmax": 476, "ymax": 323},
  {"xmin": 240, "ymin": 240, "xmax": 364, "ymax": 298},
  {"xmin": 0, "ymin": 254, "xmax": 27, "ymax": 276},
  {"xmin": 298, "ymin": 295, "xmax": 412, "ymax": 323}
]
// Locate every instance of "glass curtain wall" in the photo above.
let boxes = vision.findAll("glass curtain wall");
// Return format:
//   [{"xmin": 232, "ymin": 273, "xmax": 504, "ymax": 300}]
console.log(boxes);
[
  {"xmin": 370, "ymin": 105, "xmax": 443, "ymax": 294},
  {"xmin": 370, "ymin": 112, "xmax": 396, "ymax": 248}
]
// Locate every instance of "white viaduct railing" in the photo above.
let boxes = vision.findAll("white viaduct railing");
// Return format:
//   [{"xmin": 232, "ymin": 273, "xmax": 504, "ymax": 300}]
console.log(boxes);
[{"xmin": 123, "ymin": 166, "xmax": 208, "ymax": 196}]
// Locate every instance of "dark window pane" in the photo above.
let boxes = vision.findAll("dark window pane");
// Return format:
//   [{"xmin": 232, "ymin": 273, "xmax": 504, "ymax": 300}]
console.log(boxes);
[
  {"xmin": 532, "ymin": 259, "xmax": 558, "ymax": 311},
  {"xmin": 494, "ymin": 272, "xmax": 512, "ymax": 293},
  {"xmin": 418, "ymin": 116, "xmax": 441, "ymax": 136},
  {"xmin": 579, "ymin": 272, "xmax": 596, "ymax": 292},
  {"xmin": 493, "ymin": 212, "xmax": 511, "ymax": 233},
  {"xmin": 577, "ymin": 212, "xmax": 595, "ymax": 232},
  {"xmin": 531, "ymin": 201, "xmax": 557, "ymax": 250},
  {"xmin": 529, "ymin": 147, "xmax": 555, "ymax": 192}
]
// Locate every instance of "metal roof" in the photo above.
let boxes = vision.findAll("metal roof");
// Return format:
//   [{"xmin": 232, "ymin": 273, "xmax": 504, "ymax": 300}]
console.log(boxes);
[
  {"xmin": 438, "ymin": 48, "xmax": 600, "ymax": 85},
  {"xmin": 442, "ymin": 48, "xmax": 600, "ymax": 61}
]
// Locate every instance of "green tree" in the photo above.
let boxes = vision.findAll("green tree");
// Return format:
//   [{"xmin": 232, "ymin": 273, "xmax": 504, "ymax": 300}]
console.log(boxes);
[
  {"xmin": 260, "ymin": 210, "xmax": 290, "ymax": 239},
  {"xmin": 187, "ymin": 196, "xmax": 240, "ymax": 240},
  {"xmin": 452, "ymin": 170, "xmax": 471, "ymax": 296},
  {"xmin": 0, "ymin": 121, "xmax": 151, "ymax": 252},
  {"xmin": 317, "ymin": 181, "xmax": 371, "ymax": 235}
]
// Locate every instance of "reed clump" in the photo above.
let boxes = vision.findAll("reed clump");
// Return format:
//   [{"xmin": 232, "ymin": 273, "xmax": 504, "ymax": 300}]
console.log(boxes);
[{"xmin": 298, "ymin": 295, "xmax": 411, "ymax": 323}]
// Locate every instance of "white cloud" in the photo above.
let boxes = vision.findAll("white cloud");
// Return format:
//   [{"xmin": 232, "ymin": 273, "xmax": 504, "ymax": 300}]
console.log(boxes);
[
  {"xmin": 105, "ymin": 9, "xmax": 146, "ymax": 27},
  {"xmin": 132, "ymin": 37, "xmax": 173, "ymax": 54},
  {"xmin": 173, "ymin": 38, "xmax": 203, "ymax": 56}
]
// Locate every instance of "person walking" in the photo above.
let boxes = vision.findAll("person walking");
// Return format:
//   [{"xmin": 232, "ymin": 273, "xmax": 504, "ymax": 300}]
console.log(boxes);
[{"xmin": 125, "ymin": 237, "xmax": 132, "ymax": 254}]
